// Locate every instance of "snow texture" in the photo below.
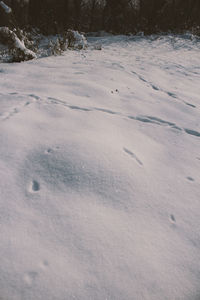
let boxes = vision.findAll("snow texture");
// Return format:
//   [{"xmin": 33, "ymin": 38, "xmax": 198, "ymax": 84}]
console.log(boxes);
[{"xmin": 0, "ymin": 34, "xmax": 200, "ymax": 300}]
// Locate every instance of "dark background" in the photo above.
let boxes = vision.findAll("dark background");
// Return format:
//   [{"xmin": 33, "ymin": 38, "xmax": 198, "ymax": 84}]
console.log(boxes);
[{"xmin": 1, "ymin": 0, "xmax": 200, "ymax": 34}]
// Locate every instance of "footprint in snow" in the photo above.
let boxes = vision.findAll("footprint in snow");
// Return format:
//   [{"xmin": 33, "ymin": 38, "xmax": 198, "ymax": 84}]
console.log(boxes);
[
  {"xmin": 69, "ymin": 105, "xmax": 91, "ymax": 112},
  {"xmin": 95, "ymin": 107, "xmax": 118, "ymax": 115},
  {"xmin": 186, "ymin": 177, "xmax": 195, "ymax": 182},
  {"xmin": 123, "ymin": 147, "xmax": 143, "ymax": 166},
  {"xmin": 170, "ymin": 214, "xmax": 176, "ymax": 224},
  {"xmin": 128, "ymin": 115, "xmax": 182, "ymax": 132},
  {"xmin": 184, "ymin": 128, "xmax": 200, "ymax": 138},
  {"xmin": 28, "ymin": 94, "xmax": 40, "ymax": 100},
  {"xmin": 45, "ymin": 146, "xmax": 60, "ymax": 154},
  {"xmin": 167, "ymin": 91, "xmax": 177, "ymax": 98},
  {"xmin": 185, "ymin": 102, "xmax": 196, "ymax": 108},
  {"xmin": 151, "ymin": 84, "xmax": 159, "ymax": 91},
  {"xmin": 39, "ymin": 260, "xmax": 49, "ymax": 270},
  {"xmin": 30, "ymin": 180, "xmax": 40, "ymax": 192},
  {"xmin": 45, "ymin": 148, "xmax": 53, "ymax": 154}
]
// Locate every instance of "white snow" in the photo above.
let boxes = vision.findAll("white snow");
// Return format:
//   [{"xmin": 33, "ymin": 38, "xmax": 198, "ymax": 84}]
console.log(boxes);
[
  {"xmin": 0, "ymin": 1, "xmax": 12, "ymax": 13},
  {"xmin": 0, "ymin": 34, "xmax": 200, "ymax": 300},
  {"xmin": 0, "ymin": 27, "xmax": 36, "ymax": 62},
  {"xmin": 14, "ymin": 34, "xmax": 37, "ymax": 58},
  {"xmin": 67, "ymin": 30, "xmax": 87, "ymax": 49}
]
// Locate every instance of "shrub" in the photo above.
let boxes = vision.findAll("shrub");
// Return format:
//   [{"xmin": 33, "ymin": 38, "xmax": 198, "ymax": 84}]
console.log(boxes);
[{"xmin": 0, "ymin": 26, "xmax": 36, "ymax": 62}]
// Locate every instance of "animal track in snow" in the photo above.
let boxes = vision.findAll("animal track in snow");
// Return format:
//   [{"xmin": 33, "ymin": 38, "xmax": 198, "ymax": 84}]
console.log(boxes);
[
  {"xmin": 47, "ymin": 97, "xmax": 66, "ymax": 106},
  {"xmin": 47, "ymin": 97, "xmax": 91, "ymax": 112},
  {"xmin": 43, "ymin": 98, "xmax": 200, "ymax": 141},
  {"xmin": 45, "ymin": 146, "xmax": 60, "ymax": 154},
  {"xmin": 95, "ymin": 107, "xmax": 119, "ymax": 115},
  {"xmin": 45, "ymin": 148, "xmax": 53, "ymax": 154},
  {"xmin": 138, "ymin": 75, "xmax": 147, "ymax": 83},
  {"xmin": 38, "ymin": 96, "xmax": 200, "ymax": 141},
  {"xmin": 131, "ymin": 70, "xmax": 197, "ymax": 111},
  {"xmin": 47, "ymin": 96, "xmax": 121, "ymax": 116},
  {"xmin": 151, "ymin": 84, "xmax": 159, "ymax": 91},
  {"xmin": 129, "ymin": 115, "xmax": 200, "ymax": 139},
  {"xmin": 184, "ymin": 129, "xmax": 200, "ymax": 138},
  {"xmin": 167, "ymin": 91, "xmax": 177, "ymax": 98},
  {"xmin": 28, "ymin": 94, "xmax": 40, "ymax": 100},
  {"xmin": 139, "ymin": 116, "xmax": 175, "ymax": 126},
  {"xmin": 123, "ymin": 148, "xmax": 143, "ymax": 166},
  {"xmin": 39, "ymin": 260, "xmax": 49, "ymax": 270},
  {"xmin": 69, "ymin": 105, "xmax": 91, "ymax": 112},
  {"xmin": 74, "ymin": 71, "xmax": 84, "ymax": 75},
  {"xmin": 128, "ymin": 115, "xmax": 184, "ymax": 132},
  {"xmin": 170, "ymin": 214, "xmax": 176, "ymax": 224},
  {"xmin": 185, "ymin": 102, "xmax": 196, "ymax": 108},
  {"xmin": 30, "ymin": 180, "xmax": 40, "ymax": 192},
  {"xmin": 186, "ymin": 177, "xmax": 195, "ymax": 182},
  {"xmin": 1, "ymin": 97, "xmax": 33, "ymax": 122},
  {"xmin": 131, "ymin": 71, "xmax": 160, "ymax": 91},
  {"xmin": 2, "ymin": 107, "xmax": 20, "ymax": 121}
]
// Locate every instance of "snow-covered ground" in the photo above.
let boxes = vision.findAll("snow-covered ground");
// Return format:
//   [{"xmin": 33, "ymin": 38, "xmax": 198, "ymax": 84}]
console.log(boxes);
[{"xmin": 0, "ymin": 34, "xmax": 200, "ymax": 300}]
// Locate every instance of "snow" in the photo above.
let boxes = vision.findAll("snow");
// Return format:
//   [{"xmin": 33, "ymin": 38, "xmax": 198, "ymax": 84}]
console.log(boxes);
[
  {"xmin": 0, "ymin": 27, "xmax": 36, "ymax": 62},
  {"xmin": 0, "ymin": 34, "xmax": 200, "ymax": 300},
  {"xmin": 0, "ymin": 1, "xmax": 12, "ymax": 13},
  {"xmin": 14, "ymin": 34, "xmax": 37, "ymax": 58},
  {"xmin": 67, "ymin": 30, "xmax": 87, "ymax": 49}
]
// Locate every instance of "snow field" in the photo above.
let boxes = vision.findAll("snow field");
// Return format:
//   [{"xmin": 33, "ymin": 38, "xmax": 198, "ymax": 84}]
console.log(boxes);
[{"xmin": 0, "ymin": 34, "xmax": 200, "ymax": 300}]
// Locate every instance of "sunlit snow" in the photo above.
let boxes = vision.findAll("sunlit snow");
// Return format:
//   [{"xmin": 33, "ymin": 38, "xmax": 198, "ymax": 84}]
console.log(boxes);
[{"xmin": 0, "ymin": 34, "xmax": 200, "ymax": 300}]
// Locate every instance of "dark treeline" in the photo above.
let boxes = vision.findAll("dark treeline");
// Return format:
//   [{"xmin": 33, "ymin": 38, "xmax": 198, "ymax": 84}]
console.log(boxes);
[{"xmin": 1, "ymin": 0, "xmax": 200, "ymax": 34}]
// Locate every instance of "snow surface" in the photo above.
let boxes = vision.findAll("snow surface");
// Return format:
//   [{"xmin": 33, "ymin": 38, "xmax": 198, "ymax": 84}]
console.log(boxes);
[{"xmin": 0, "ymin": 34, "xmax": 200, "ymax": 300}]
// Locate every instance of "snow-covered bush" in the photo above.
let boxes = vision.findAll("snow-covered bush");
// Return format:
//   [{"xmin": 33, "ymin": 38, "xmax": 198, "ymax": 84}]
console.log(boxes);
[
  {"xmin": 66, "ymin": 30, "xmax": 87, "ymax": 50},
  {"xmin": 0, "ymin": 28, "xmax": 88, "ymax": 63},
  {"xmin": 0, "ymin": 27, "xmax": 36, "ymax": 62},
  {"xmin": 191, "ymin": 26, "xmax": 200, "ymax": 36},
  {"xmin": 48, "ymin": 38, "xmax": 63, "ymax": 56},
  {"xmin": 35, "ymin": 30, "xmax": 87, "ymax": 58}
]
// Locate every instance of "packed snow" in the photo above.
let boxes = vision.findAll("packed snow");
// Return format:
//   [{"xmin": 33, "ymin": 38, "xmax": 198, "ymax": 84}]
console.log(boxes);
[{"xmin": 0, "ymin": 34, "xmax": 200, "ymax": 300}]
